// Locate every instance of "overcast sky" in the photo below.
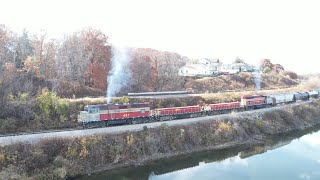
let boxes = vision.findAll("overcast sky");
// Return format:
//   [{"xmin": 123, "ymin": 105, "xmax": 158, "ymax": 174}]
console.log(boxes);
[{"xmin": 1, "ymin": 0, "xmax": 319, "ymax": 74}]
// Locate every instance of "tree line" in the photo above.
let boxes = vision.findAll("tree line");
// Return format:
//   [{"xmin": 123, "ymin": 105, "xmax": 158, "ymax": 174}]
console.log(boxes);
[{"xmin": 0, "ymin": 25, "xmax": 187, "ymax": 99}]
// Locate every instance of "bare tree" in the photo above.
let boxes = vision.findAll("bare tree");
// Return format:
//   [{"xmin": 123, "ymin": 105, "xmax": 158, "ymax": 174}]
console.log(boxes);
[
  {"xmin": 130, "ymin": 49, "xmax": 153, "ymax": 92},
  {"xmin": 0, "ymin": 25, "xmax": 13, "ymax": 72}
]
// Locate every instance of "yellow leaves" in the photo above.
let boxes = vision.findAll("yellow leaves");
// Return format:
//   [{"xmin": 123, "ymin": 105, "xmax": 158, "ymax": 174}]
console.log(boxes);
[
  {"xmin": 0, "ymin": 153, "xmax": 5, "ymax": 162},
  {"xmin": 23, "ymin": 56, "xmax": 41, "ymax": 77},
  {"xmin": 254, "ymin": 146, "xmax": 264, "ymax": 153},
  {"xmin": 0, "ymin": 151, "xmax": 17, "ymax": 166},
  {"xmin": 217, "ymin": 122, "xmax": 232, "ymax": 132},
  {"xmin": 126, "ymin": 134, "xmax": 134, "ymax": 146},
  {"xmin": 66, "ymin": 146, "xmax": 77, "ymax": 158},
  {"xmin": 66, "ymin": 136, "xmax": 104, "ymax": 159},
  {"xmin": 79, "ymin": 138, "xmax": 88, "ymax": 159}
]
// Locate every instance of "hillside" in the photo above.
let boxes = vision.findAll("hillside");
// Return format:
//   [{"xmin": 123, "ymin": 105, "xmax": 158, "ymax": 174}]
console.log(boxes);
[{"xmin": 184, "ymin": 72, "xmax": 298, "ymax": 93}]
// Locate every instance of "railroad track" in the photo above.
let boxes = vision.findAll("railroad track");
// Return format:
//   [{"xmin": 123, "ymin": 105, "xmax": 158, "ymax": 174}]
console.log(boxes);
[
  {"xmin": 0, "ymin": 128, "xmax": 80, "ymax": 138},
  {"xmin": 0, "ymin": 100, "xmax": 314, "ymax": 140},
  {"xmin": 0, "ymin": 100, "xmax": 315, "ymax": 146}
]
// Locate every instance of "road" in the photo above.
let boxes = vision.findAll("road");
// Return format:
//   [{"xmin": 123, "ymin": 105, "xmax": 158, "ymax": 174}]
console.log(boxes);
[
  {"xmin": 0, "ymin": 100, "xmax": 312, "ymax": 146},
  {"xmin": 68, "ymin": 86, "xmax": 301, "ymax": 103}
]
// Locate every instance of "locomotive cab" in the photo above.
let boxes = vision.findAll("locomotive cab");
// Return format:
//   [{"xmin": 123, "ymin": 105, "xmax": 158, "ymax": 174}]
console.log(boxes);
[{"xmin": 78, "ymin": 105, "xmax": 100, "ymax": 124}]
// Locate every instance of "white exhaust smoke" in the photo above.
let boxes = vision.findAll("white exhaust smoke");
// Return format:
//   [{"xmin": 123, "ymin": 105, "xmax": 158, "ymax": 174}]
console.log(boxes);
[
  {"xmin": 254, "ymin": 65, "xmax": 261, "ymax": 91},
  {"xmin": 106, "ymin": 47, "xmax": 131, "ymax": 103}
]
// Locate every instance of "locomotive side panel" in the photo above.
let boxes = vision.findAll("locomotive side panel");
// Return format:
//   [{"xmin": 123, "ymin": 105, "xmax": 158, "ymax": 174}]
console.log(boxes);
[{"xmin": 241, "ymin": 95, "xmax": 266, "ymax": 107}]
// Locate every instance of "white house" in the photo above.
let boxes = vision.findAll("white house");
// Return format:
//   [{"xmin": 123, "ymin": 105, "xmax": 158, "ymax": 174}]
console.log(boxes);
[
  {"xmin": 198, "ymin": 58, "xmax": 222, "ymax": 71},
  {"xmin": 222, "ymin": 63, "xmax": 255, "ymax": 73},
  {"xmin": 179, "ymin": 64, "xmax": 211, "ymax": 76},
  {"xmin": 179, "ymin": 58, "xmax": 222, "ymax": 76}
]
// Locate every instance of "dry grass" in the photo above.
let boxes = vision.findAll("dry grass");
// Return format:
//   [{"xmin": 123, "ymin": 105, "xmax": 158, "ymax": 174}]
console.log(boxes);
[
  {"xmin": 218, "ymin": 122, "xmax": 232, "ymax": 132},
  {"xmin": 1, "ymin": 100, "xmax": 320, "ymax": 179},
  {"xmin": 185, "ymin": 73, "xmax": 298, "ymax": 94},
  {"xmin": 301, "ymin": 76, "xmax": 320, "ymax": 90}
]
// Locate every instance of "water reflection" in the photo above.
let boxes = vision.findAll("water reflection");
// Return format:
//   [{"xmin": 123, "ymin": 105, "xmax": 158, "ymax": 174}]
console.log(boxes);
[{"xmin": 76, "ymin": 127, "xmax": 320, "ymax": 180}]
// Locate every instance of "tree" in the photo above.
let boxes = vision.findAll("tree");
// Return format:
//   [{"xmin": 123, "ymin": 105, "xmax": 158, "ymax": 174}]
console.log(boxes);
[
  {"xmin": 0, "ymin": 25, "xmax": 13, "ymax": 72},
  {"xmin": 132, "ymin": 48, "xmax": 186, "ymax": 91},
  {"xmin": 13, "ymin": 29, "xmax": 34, "ymax": 68},
  {"xmin": 130, "ymin": 49, "xmax": 153, "ymax": 92},
  {"xmin": 55, "ymin": 28, "xmax": 111, "ymax": 90},
  {"xmin": 82, "ymin": 28, "xmax": 111, "ymax": 90},
  {"xmin": 56, "ymin": 33, "xmax": 87, "ymax": 84},
  {"xmin": 234, "ymin": 56, "xmax": 245, "ymax": 64}
]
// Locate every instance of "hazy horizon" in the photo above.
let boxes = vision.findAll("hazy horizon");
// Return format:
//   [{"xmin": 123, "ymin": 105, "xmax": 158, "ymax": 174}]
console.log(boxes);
[{"xmin": 1, "ymin": 0, "xmax": 319, "ymax": 74}]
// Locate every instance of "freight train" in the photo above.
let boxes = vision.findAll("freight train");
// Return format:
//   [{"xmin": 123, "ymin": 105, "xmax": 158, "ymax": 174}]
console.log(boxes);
[{"xmin": 78, "ymin": 90, "xmax": 320, "ymax": 128}]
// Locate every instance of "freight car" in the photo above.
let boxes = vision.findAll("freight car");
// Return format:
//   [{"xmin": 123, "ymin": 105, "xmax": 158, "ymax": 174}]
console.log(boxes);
[
  {"xmin": 293, "ymin": 92, "xmax": 309, "ymax": 101},
  {"xmin": 152, "ymin": 105, "xmax": 202, "ymax": 121},
  {"xmin": 78, "ymin": 90, "xmax": 318, "ymax": 128},
  {"xmin": 307, "ymin": 91, "xmax": 319, "ymax": 99},
  {"xmin": 268, "ymin": 93, "xmax": 295, "ymax": 105}
]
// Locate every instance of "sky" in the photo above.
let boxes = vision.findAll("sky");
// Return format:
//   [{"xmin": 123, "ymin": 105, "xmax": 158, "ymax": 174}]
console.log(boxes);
[{"xmin": 0, "ymin": 0, "xmax": 319, "ymax": 74}]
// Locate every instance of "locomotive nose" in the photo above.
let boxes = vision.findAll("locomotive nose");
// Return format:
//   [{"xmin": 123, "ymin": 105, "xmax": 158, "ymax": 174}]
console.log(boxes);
[{"xmin": 78, "ymin": 111, "xmax": 88, "ymax": 123}]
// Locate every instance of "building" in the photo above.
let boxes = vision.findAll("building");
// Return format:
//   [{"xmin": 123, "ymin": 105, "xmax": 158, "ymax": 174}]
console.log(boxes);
[
  {"xmin": 179, "ymin": 64, "xmax": 211, "ymax": 76},
  {"xmin": 222, "ymin": 63, "xmax": 255, "ymax": 73},
  {"xmin": 179, "ymin": 58, "xmax": 222, "ymax": 76},
  {"xmin": 198, "ymin": 58, "xmax": 222, "ymax": 71},
  {"xmin": 178, "ymin": 58, "xmax": 257, "ymax": 76}
]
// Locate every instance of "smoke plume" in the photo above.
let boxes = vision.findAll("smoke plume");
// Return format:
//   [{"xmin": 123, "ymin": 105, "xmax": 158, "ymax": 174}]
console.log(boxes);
[
  {"xmin": 254, "ymin": 65, "xmax": 261, "ymax": 91},
  {"xmin": 106, "ymin": 47, "xmax": 131, "ymax": 103}
]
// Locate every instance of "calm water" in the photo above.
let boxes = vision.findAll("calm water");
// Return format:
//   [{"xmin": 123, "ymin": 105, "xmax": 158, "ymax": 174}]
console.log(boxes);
[{"xmin": 78, "ymin": 128, "xmax": 320, "ymax": 180}]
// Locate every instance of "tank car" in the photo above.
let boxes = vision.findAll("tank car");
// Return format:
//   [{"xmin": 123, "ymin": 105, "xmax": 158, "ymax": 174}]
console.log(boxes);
[
  {"xmin": 307, "ymin": 90, "xmax": 319, "ymax": 99},
  {"xmin": 293, "ymin": 92, "xmax": 309, "ymax": 101}
]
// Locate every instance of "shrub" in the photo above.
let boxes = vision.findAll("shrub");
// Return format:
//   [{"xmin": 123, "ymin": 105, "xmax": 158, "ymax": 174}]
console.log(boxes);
[{"xmin": 217, "ymin": 122, "xmax": 232, "ymax": 132}]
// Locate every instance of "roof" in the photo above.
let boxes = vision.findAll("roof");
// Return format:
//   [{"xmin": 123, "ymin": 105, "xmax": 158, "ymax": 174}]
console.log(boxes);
[
  {"xmin": 181, "ymin": 64, "xmax": 207, "ymax": 70},
  {"xmin": 199, "ymin": 58, "xmax": 220, "ymax": 63}
]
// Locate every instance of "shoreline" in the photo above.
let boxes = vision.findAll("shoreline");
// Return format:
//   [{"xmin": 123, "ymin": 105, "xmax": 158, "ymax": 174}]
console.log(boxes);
[{"xmin": 1, "ymin": 100, "xmax": 320, "ymax": 179}]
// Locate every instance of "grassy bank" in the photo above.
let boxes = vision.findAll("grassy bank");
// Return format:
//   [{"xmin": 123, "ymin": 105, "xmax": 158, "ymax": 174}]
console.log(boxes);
[{"xmin": 1, "ymin": 100, "xmax": 320, "ymax": 179}]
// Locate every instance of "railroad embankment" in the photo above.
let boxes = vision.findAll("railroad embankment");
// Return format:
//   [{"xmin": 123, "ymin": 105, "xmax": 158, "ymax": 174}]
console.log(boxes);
[{"xmin": 1, "ymin": 100, "xmax": 320, "ymax": 179}]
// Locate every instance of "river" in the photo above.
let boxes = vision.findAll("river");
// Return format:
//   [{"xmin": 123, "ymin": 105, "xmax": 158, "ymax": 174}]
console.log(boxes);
[{"xmin": 77, "ymin": 128, "xmax": 320, "ymax": 180}]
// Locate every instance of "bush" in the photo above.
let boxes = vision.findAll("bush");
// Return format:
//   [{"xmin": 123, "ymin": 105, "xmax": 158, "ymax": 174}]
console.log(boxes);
[{"xmin": 217, "ymin": 122, "xmax": 232, "ymax": 132}]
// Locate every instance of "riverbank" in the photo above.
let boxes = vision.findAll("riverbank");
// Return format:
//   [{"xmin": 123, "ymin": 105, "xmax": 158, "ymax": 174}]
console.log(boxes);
[
  {"xmin": 1, "ymin": 100, "xmax": 320, "ymax": 179},
  {"xmin": 76, "ymin": 125, "xmax": 320, "ymax": 180}
]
